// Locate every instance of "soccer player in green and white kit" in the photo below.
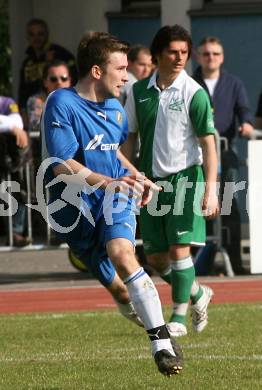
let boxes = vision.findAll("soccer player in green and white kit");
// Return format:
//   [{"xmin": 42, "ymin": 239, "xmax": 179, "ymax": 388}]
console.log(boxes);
[{"xmin": 122, "ymin": 25, "xmax": 220, "ymax": 337}]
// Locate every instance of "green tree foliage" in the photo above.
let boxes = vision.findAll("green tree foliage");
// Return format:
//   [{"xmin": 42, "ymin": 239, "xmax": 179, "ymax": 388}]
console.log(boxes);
[{"xmin": 0, "ymin": 0, "xmax": 11, "ymax": 96}]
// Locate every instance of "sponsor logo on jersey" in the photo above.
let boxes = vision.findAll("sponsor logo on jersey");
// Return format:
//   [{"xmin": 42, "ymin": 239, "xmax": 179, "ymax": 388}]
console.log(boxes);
[
  {"xmin": 169, "ymin": 98, "xmax": 184, "ymax": 111},
  {"xmin": 85, "ymin": 134, "xmax": 104, "ymax": 150},
  {"xmin": 85, "ymin": 134, "xmax": 119, "ymax": 151}
]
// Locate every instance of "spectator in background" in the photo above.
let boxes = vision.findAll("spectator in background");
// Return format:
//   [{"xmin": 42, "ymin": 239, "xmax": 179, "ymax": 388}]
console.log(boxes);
[
  {"xmin": 255, "ymin": 93, "xmax": 262, "ymax": 128},
  {"xmin": 193, "ymin": 36, "xmax": 254, "ymax": 274},
  {"xmin": 0, "ymin": 96, "xmax": 29, "ymax": 246},
  {"xmin": 27, "ymin": 60, "xmax": 72, "ymax": 133},
  {"xmin": 119, "ymin": 44, "xmax": 152, "ymax": 105},
  {"xmin": 27, "ymin": 61, "xmax": 72, "ymax": 245},
  {"xmin": 19, "ymin": 18, "xmax": 77, "ymax": 125}
]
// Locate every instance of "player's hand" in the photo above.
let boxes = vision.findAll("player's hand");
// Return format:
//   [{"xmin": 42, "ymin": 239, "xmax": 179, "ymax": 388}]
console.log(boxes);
[
  {"xmin": 202, "ymin": 193, "xmax": 220, "ymax": 220},
  {"xmin": 109, "ymin": 174, "xmax": 161, "ymax": 206},
  {"xmin": 138, "ymin": 177, "xmax": 162, "ymax": 206}
]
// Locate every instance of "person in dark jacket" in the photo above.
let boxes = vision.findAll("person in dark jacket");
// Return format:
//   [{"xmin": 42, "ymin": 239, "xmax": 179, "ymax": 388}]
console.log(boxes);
[
  {"xmin": 255, "ymin": 93, "xmax": 262, "ymax": 128},
  {"xmin": 18, "ymin": 18, "xmax": 77, "ymax": 123},
  {"xmin": 193, "ymin": 36, "xmax": 253, "ymax": 274}
]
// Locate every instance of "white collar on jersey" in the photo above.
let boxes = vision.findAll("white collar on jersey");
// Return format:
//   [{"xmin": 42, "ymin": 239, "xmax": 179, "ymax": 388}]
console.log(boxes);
[{"xmin": 147, "ymin": 69, "xmax": 187, "ymax": 91}]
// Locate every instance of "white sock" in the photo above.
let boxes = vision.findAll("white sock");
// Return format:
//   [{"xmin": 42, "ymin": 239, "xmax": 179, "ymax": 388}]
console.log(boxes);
[
  {"xmin": 171, "ymin": 302, "xmax": 189, "ymax": 318},
  {"xmin": 124, "ymin": 268, "xmax": 173, "ymax": 355},
  {"xmin": 124, "ymin": 268, "xmax": 165, "ymax": 330},
  {"xmin": 151, "ymin": 339, "xmax": 175, "ymax": 356}
]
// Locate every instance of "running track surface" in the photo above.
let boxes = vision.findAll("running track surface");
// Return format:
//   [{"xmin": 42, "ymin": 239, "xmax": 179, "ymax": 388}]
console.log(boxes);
[{"xmin": 0, "ymin": 279, "xmax": 261, "ymax": 314}]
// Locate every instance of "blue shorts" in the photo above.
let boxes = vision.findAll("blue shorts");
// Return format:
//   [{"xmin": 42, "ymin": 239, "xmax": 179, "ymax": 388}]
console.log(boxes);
[{"xmin": 51, "ymin": 193, "xmax": 136, "ymax": 286}]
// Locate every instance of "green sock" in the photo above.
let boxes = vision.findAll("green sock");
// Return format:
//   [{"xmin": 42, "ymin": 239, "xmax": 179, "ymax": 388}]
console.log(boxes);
[
  {"xmin": 160, "ymin": 265, "xmax": 202, "ymax": 304},
  {"xmin": 171, "ymin": 257, "xmax": 195, "ymax": 324},
  {"xmin": 169, "ymin": 313, "xmax": 186, "ymax": 325},
  {"xmin": 160, "ymin": 266, "xmax": 172, "ymax": 284}
]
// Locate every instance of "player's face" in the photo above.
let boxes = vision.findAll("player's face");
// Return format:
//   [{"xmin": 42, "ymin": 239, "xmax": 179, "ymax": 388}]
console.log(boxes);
[
  {"xmin": 197, "ymin": 42, "xmax": 224, "ymax": 72},
  {"xmin": 44, "ymin": 65, "xmax": 71, "ymax": 93},
  {"xmin": 156, "ymin": 40, "xmax": 189, "ymax": 78},
  {"xmin": 129, "ymin": 52, "xmax": 152, "ymax": 80},
  {"xmin": 99, "ymin": 52, "xmax": 128, "ymax": 99}
]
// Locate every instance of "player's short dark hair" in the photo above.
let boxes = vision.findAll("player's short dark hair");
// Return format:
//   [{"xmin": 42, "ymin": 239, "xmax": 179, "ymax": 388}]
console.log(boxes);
[
  {"xmin": 127, "ymin": 45, "xmax": 151, "ymax": 63},
  {"xmin": 77, "ymin": 31, "xmax": 129, "ymax": 79},
  {"xmin": 150, "ymin": 24, "xmax": 192, "ymax": 64}
]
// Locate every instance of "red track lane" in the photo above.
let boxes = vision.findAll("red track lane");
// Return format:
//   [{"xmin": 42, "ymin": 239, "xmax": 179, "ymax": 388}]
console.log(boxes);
[{"xmin": 0, "ymin": 279, "xmax": 261, "ymax": 314}]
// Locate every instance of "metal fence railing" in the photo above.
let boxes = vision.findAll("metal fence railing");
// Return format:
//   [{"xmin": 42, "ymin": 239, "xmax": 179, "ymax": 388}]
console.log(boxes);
[{"xmin": 0, "ymin": 132, "xmax": 59, "ymax": 252}]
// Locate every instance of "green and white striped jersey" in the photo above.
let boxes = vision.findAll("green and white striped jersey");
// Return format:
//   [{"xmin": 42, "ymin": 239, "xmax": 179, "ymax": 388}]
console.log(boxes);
[{"xmin": 125, "ymin": 69, "xmax": 215, "ymax": 178}]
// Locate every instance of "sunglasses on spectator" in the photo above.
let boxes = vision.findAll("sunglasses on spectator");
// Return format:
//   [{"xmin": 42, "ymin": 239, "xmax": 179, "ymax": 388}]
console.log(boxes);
[
  {"xmin": 49, "ymin": 75, "xmax": 69, "ymax": 83},
  {"xmin": 201, "ymin": 52, "xmax": 222, "ymax": 57}
]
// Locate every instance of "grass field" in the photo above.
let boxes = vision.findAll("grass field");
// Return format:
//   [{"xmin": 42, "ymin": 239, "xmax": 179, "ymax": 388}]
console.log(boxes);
[{"xmin": 0, "ymin": 303, "xmax": 261, "ymax": 390}]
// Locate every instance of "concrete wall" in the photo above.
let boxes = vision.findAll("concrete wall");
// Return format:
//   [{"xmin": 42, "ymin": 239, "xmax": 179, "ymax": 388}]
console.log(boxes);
[{"xmin": 161, "ymin": 0, "xmax": 192, "ymax": 31}]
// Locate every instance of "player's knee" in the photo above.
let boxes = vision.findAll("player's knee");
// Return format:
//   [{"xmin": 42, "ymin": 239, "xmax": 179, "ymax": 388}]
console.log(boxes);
[
  {"xmin": 110, "ymin": 245, "xmax": 132, "ymax": 262},
  {"xmin": 169, "ymin": 244, "xmax": 190, "ymax": 260},
  {"xmin": 110, "ymin": 246, "xmax": 138, "ymax": 275},
  {"xmin": 146, "ymin": 253, "xmax": 169, "ymax": 273}
]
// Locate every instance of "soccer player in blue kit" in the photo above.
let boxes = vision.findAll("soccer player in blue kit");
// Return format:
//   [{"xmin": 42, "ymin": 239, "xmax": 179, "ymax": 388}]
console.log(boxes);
[{"xmin": 41, "ymin": 31, "xmax": 182, "ymax": 376}]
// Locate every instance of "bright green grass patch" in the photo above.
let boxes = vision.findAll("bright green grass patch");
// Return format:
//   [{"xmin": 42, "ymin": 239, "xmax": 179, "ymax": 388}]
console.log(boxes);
[{"xmin": 0, "ymin": 303, "xmax": 261, "ymax": 389}]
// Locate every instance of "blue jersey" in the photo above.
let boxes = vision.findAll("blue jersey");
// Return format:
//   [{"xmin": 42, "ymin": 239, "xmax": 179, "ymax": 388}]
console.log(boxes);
[
  {"xmin": 41, "ymin": 87, "xmax": 131, "ymax": 227},
  {"xmin": 42, "ymin": 87, "xmax": 128, "ymax": 179}
]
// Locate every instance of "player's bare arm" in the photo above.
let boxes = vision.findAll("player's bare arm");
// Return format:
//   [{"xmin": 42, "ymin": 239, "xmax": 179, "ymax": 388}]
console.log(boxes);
[
  {"xmin": 52, "ymin": 157, "xmax": 160, "ymax": 207},
  {"xmin": 199, "ymin": 134, "xmax": 220, "ymax": 219},
  {"xmin": 120, "ymin": 132, "xmax": 138, "ymax": 162}
]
